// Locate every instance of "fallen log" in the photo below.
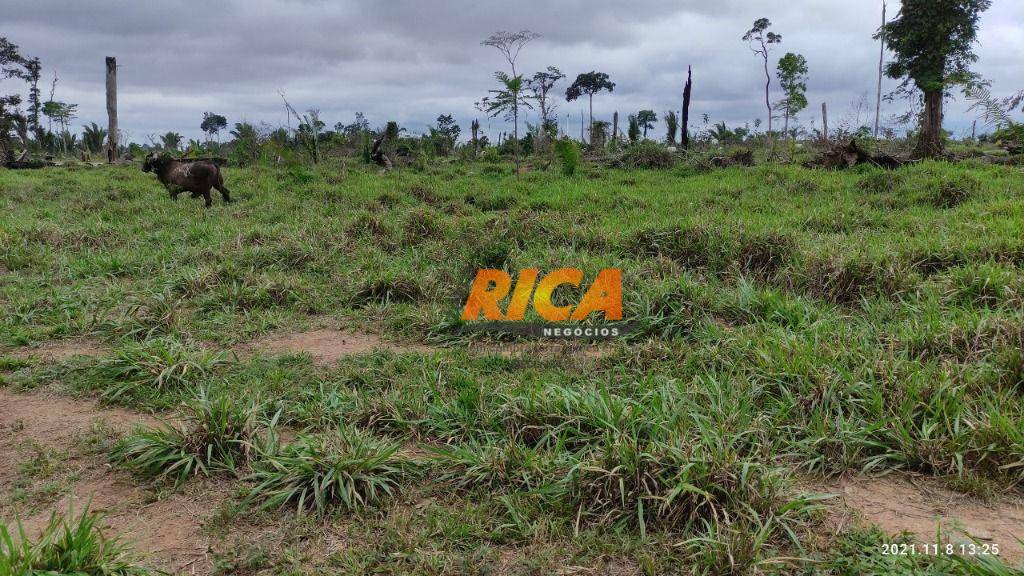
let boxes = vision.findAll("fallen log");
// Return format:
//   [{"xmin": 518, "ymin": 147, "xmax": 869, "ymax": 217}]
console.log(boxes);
[
  {"xmin": 370, "ymin": 134, "xmax": 392, "ymax": 170},
  {"xmin": 4, "ymin": 160, "xmax": 54, "ymax": 169},
  {"xmin": 710, "ymin": 149, "xmax": 754, "ymax": 168},
  {"xmin": 805, "ymin": 139, "xmax": 907, "ymax": 170}
]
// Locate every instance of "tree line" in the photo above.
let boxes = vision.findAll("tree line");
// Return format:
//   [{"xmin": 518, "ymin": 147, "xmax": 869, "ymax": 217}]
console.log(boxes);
[{"xmin": 1, "ymin": 0, "xmax": 1022, "ymax": 166}]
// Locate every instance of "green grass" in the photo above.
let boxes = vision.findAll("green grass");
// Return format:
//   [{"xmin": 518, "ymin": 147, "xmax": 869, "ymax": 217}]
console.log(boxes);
[
  {"xmin": 0, "ymin": 506, "xmax": 149, "ymax": 575},
  {"xmin": 3, "ymin": 159, "xmax": 1024, "ymax": 572},
  {"xmin": 243, "ymin": 426, "xmax": 415, "ymax": 515},
  {"xmin": 112, "ymin": 387, "xmax": 271, "ymax": 485}
]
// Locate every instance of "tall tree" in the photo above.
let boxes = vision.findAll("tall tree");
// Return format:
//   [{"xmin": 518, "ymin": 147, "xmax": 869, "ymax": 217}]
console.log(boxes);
[
  {"xmin": 879, "ymin": 0, "xmax": 991, "ymax": 158},
  {"xmin": 681, "ymin": 66, "xmax": 693, "ymax": 150},
  {"xmin": 24, "ymin": 57, "xmax": 41, "ymax": 143},
  {"xmin": 0, "ymin": 37, "xmax": 33, "ymax": 163},
  {"xmin": 105, "ymin": 56, "xmax": 117, "ymax": 162},
  {"xmin": 429, "ymin": 113, "xmax": 460, "ymax": 156},
  {"xmin": 874, "ymin": 1, "xmax": 887, "ymax": 139},
  {"xmin": 627, "ymin": 114, "xmax": 640, "ymax": 143},
  {"xmin": 565, "ymin": 71, "xmax": 615, "ymax": 143},
  {"xmin": 470, "ymin": 119, "xmax": 481, "ymax": 153},
  {"xmin": 776, "ymin": 53, "xmax": 808, "ymax": 138},
  {"xmin": 201, "ymin": 112, "xmax": 227, "ymax": 142},
  {"xmin": 527, "ymin": 66, "xmax": 564, "ymax": 150},
  {"xmin": 743, "ymin": 18, "xmax": 782, "ymax": 136},
  {"xmin": 482, "ymin": 30, "xmax": 539, "ymax": 172},
  {"xmin": 477, "ymin": 71, "xmax": 533, "ymax": 171},
  {"xmin": 636, "ymin": 110, "xmax": 657, "ymax": 138}
]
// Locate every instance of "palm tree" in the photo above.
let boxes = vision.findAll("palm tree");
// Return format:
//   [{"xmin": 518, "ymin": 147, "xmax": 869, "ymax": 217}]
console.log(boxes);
[
  {"xmin": 159, "ymin": 131, "xmax": 183, "ymax": 152},
  {"xmin": 81, "ymin": 122, "xmax": 107, "ymax": 155},
  {"xmin": 477, "ymin": 71, "xmax": 533, "ymax": 174},
  {"xmin": 230, "ymin": 122, "xmax": 261, "ymax": 165}
]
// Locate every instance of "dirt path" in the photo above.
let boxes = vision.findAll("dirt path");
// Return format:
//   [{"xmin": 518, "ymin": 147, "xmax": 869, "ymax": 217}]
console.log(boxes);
[
  {"xmin": 820, "ymin": 474, "xmax": 1024, "ymax": 563},
  {"xmin": 0, "ymin": 388, "xmax": 220, "ymax": 575}
]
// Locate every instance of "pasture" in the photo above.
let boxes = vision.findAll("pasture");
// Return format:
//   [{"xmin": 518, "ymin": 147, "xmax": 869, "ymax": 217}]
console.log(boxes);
[{"xmin": 2, "ymin": 159, "xmax": 1024, "ymax": 574}]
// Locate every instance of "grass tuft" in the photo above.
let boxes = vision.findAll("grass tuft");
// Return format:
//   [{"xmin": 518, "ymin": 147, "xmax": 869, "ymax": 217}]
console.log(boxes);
[
  {"xmin": 243, "ymin": 426, "xmax": 415, "ymax": 515},
  {"xmin": 112, "ymin": 388, "xmax": 271, "ymax": 485},
  {"xmin": 0, "ymin": 506, "xmax": 149, "ymax": 575}
]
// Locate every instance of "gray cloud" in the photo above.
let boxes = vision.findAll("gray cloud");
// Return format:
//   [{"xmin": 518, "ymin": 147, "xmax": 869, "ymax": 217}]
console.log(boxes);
[{"xmin": 3, "ymin": 0, "xmax": 1022, "ymax": 141}]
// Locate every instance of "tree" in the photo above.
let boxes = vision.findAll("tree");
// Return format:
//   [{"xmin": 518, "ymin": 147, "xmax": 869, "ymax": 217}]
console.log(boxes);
[
  {"xmin": 636, "ymin": 110, "xmax": 657, "ymax": 139},
  {"xmin": 879, "ymin": 0, "xmax": 992, "ymax": 158},
  {"xmin": 429, "ymin": 113, "xmax": 460, "ymax": 156},
  {"xmin": 482, "ymin": 30, "xmax": 539, "ymax": 173},
  {"xmin": 0, "ymin": 37, "xmax": 34, "ymax": 162},
  {"xmin": 470, "ymin": 119, "xmax": 481, "ymax": 153},
  {"xmin": 230, "ymin": 122, "xmax": 262, "ymax": 165},
  {"xmin": 23, "ymin": 57, "xmax": 41, "ymax": 143},
  {"xmin": 81, "ymin": 122, "xmax": 107, "ymax": 155},
  {"xmin": 477, "ymin": 71, "xmax": 533, "ymax": 171},
  {"xmin": 482, "ymin": 30, "xmax": 540, "ymax": 79},
  {"xmin": 665, "ymin": 110, "xmax": 679, "ymax": 145},
  {"xmin": 743, "ymin": 18, "xmax": 782, "ymax": 136},
  {"xmin": 296, "ymin": 109, "xmax": 324, "ymax": 163},
  {"xmin": 590, "ymin": 120, "xmax": 610, "ymax": 148},
  {"xmin": 42, "ymin": 100, "xmax": 77, "ymax": 154},
  {"xmin": 201, "ymin": 112, "xmax": 227, "ymax": 142},
  {"xmin": 681, "ymin": 66, "xmax": 693, "ymax": 150},
  {"xmin": 566, "ymin": 72, "xmax": 615, "ymax": 143},
  {"xmin": 776, "ymin": 53, "xmax": 808, "ymax": 138},
  {"xmin": 339, "ymin": 112, "xmax": 370, "ymax": 141},
  {"xmin": 527, "ymin": 66, "xmax": 564, "ymax": 150},
  {"xmin": 627, "ymin": 114, "xmax": 640, "ymax": 143},
  {"xmin": 160, "ymin": 131, "xmax": 183, "ymax": 151}
]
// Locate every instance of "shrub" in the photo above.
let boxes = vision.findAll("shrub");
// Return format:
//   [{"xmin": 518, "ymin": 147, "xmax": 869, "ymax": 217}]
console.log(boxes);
[
  {"xmin": 243, "ymin": 427, "xmax": 414, "ymax": 515},
  {"xmin": 553, "ymin": 138, "xmax": 581, "ymax": 176},
  {"xmin": 858, "ymin": 168, "xmax": 904, "ymax": 194},
  {"xmin": 0, "ymin": 507, "xmax": 148, "ymax": 575},
  {"xmin": 621, "ymin": 140, "xmax": 674, "ymax": 169},
  {"xmin": 112, "ymin": 389, "xmax": 271, "ymax": 486},
  {"xmin": 349, "ymin": 274, "xmax": 425, "ymax": 307},
  {"xmin": 929, "ymin": 172, "xmax": 981, "ymax": 208},
  {"xmin": 99, "ymin": 338, "xmax": 228, "ymax": 401}
]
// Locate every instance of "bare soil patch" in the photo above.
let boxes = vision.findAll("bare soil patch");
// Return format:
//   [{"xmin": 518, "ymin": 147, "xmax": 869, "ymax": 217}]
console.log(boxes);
[
  {"xmin": 8, "ymin": 339, "xmax": 108, "ymax": 362},
  {"xmin": 0, "ymin": 388, "xmax": 218, "ymax": 575},
  {"xmin": 241, "ymin": 328, "xmax": 434, "ymax": 365},
  {"xmin": 820, "ymin": 474, "xmax": 1024, "ymax": 562}
]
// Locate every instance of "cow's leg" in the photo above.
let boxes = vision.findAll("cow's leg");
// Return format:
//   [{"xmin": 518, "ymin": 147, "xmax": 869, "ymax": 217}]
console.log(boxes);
[
  {"xmin": 215, "ymin": 183, "xmax": 231, "ymax": 203},
  {"xmin": 202, "ymin": 190, "xmax": 213, "ymax": 208}
]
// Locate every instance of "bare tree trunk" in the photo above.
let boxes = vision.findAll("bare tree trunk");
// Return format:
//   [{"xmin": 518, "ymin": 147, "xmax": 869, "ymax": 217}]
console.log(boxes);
[
  {"xmin": 681, "ymin": 66, "xmax": 692, "ymax": 150},
  {"xmin": 914, "ymin": 89, "xmax": 944, "ymax": 159},
  {"xmin": 105, "ymin": 57, "xmax": 118, "ymax": 163},
  {"xmin": 821, "ymin": 102, "xmax": 829, "ymax": 141},
  {"xmin": 874, "ymin": 1, "xmax": 886, "ymax": 139},
  {"xmin": 588, "ymin": 95, "xmax": 593, "ymax": 144},
  {"xmin": 762, "ymin": 53, "xmax": 772, "ymax": 135},
  {"xmin": 612, "ymin": 111, "xmax": 619, "ymax": 142},
  {"xmin": 513, "ymin": 99, "xmax": 520, "ymax": 176}
]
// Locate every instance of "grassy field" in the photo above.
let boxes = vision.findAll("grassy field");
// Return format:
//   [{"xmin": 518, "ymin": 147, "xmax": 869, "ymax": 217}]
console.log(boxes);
[{"xmin": 2, "ymin": 158, "xmax": 1024, "ymax": 574}]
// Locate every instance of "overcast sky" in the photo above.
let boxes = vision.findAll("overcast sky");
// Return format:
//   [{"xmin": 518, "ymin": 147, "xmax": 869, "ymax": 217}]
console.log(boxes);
[{"xmin": 4, "ymin": 0, "xmax": 1022, "ymax": 142}]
